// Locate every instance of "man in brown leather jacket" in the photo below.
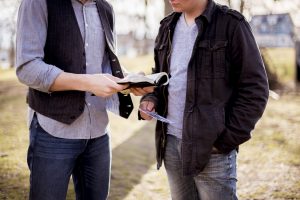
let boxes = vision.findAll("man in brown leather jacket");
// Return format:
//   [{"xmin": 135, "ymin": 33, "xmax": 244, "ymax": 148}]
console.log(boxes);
[{"xmin": 139, "ymin": 0, "xmax": 269, "ymax": 199}]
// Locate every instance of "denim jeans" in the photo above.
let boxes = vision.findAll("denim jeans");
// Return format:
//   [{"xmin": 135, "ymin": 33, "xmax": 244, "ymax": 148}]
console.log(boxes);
[
  {"xmin": 27, "ymin": 115, "xmax": 111, "ymax": 200},
  {"xmin": 164, "ymin": 135, "xmax": 238, "ymax": 200}
]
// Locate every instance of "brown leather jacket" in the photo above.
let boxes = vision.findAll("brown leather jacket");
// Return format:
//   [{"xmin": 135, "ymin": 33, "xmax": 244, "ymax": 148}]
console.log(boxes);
[{"xmin": 142, "ymin": 0, "xmax": 269, "ymax": 176}]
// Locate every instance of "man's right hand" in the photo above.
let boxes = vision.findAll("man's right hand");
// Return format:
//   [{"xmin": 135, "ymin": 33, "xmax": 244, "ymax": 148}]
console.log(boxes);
[
  {"xmin": 87, "ymin": 74, "xmax": 128, "ymax": 97},
  {"xmin": 139, "ymin": 100, "xmax": 155, "ymax": 120},
  {"xmin": 49, "ymin": 72, "xmax": 128, "ymax": 97}
]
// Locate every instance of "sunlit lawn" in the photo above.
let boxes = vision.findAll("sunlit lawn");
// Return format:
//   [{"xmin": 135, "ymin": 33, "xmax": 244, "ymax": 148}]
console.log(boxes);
[
  {"xmin": 262, "ymin": 48, "xmax": 296, "ymax": 83},
  {"xmin": 0, "ymin": 53, "xmax": 299, "ymax": 199}
]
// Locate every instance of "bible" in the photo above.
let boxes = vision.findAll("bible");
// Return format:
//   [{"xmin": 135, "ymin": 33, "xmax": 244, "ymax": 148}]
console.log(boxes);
[{"xmin": 117, "ymin": 72, "xmax": 169, "ymax": 88}]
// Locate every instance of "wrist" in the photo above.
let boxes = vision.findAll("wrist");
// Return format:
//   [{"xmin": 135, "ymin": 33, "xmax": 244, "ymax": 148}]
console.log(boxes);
[{"xmin": 77, "ymin": 74, "xmax": 92, "ymax": 92}]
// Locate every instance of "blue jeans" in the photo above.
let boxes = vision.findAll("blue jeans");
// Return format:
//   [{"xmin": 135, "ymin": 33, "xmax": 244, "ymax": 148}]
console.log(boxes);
[
  {"xmin": 27, "ymin": 116, "xmax": 111, "ymax": 200},
  {"xmin": 164, "ymin": 135, "xmax": 238, "ymax": 200}
]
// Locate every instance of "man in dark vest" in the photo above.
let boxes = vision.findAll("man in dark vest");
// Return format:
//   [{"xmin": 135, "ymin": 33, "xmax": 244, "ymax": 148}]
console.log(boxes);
[
  {"xmin": 139, "ymin": 0, "xmax": 269, "ymax": 199},
  {"xmin": 16, "ymin": 0, "xmax": 152, "ymax": 199}
]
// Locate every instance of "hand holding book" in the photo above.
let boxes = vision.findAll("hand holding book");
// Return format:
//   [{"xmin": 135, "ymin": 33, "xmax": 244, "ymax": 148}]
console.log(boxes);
[{"xmin": 117, "ymin": 72, "xmax": 169, "ymax": 88}]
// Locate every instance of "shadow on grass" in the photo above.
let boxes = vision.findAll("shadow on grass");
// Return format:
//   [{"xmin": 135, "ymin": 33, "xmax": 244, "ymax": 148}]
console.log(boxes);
[
  {"xmin": 109, "ymin": 122, "xmax": 156, "ymax": 200},
  {"xmin": 0, "ymin": 166, "xmax": 29, "ymax": 199}
]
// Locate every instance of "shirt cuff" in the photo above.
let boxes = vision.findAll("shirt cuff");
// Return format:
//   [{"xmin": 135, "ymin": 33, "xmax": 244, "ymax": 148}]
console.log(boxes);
[{"xmin": 43, "ymin": 66, "xmax": 63, "ymax": 93}]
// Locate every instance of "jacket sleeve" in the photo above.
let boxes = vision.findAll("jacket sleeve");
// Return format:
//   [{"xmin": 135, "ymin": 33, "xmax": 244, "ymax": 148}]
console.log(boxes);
[
  {"xmin": 138, "ymin": 36, "xmax": 164, "ymax": 119},
  {"xmin": 139, "ymin": 62, "xmax": 160, "ymax": 114},
  {"xmin": 214, "ymin": 19, "xmax": 269, "ymax": 153}
]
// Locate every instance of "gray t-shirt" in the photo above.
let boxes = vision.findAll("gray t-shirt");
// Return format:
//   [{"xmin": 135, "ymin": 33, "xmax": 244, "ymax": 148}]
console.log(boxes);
[
  {"xmin": 16, "ymin": 0, "xmax": 116, "ymax": 139},
  {"xmin": 167, "ymin": 14, "xmax": 198, "ymax": 139}
]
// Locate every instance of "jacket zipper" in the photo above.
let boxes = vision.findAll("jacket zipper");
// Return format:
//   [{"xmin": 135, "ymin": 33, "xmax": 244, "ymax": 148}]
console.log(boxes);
[
  {"xmin": 163, "ymin": 29, "xmax": 172, "ymax": 118},
  {"xmin": 158, "ymin": 29, "xmax": 172, "ymax": 169},
  {"xmin": 186, "ymin": 27, "xmax": 202, "ymax": 112}
]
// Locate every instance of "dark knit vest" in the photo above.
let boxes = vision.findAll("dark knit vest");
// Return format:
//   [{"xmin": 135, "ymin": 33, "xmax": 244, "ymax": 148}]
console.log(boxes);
[{"xmin": 27, "ymin": 0, "xmax": 133, "ymax": 124}]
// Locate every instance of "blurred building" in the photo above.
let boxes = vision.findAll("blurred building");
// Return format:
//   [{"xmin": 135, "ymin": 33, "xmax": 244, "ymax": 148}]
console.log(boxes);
[{"xmin": 250, "ymin": 13, "xmax": 295, "ymax": 48}]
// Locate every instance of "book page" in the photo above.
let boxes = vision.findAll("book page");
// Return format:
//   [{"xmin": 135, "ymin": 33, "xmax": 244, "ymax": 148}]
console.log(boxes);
[
  {"xmin": 117, "ymin": 73, "xmax": 154, "ymax": 84},
  {"xmin": 117, "ymin": 72, "xmax": 169, "ymax": 86}
]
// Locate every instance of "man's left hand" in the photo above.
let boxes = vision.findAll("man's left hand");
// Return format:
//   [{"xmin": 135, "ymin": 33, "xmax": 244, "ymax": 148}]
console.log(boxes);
[{"xmin": 130, "ymin": 86, "xmax": 154, "ymax": 96}]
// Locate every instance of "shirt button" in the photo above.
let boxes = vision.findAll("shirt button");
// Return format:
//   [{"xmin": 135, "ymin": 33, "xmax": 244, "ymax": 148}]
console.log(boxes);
[
  {"xmin": 85, "ymin": 43, "xmax": 89, "ymax": 47},
  {"xmin": 88, "ymin": 103, "xmax": 91, "ymax": 106},
  {"xmin": 86, "ymin": 62, "xmax": 89, "ymax": 66},
  {"xmin": 85, "ymin": 23, "xmax": 88, "ymax": 27}
]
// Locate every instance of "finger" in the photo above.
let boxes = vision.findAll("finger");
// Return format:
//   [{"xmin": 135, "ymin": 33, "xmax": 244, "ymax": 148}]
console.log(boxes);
[
  {"xmin": 142, "ymin": 86, "xmax": 155, "ymax": 93},
  {"xmin": 135, "ymin": 87, "xmax": 146, "ymax": 93},
  {"xmin": 139, "ymin": 101, "xmax": 149, "ymax": 110},
  {"xmin": 103, "ymin": 74, "xmax": 128, "ymax": 91},
  {"xmin": 130, "ymin": 88, "xmax": 143, "ymax": 96},
  {"xmin": 119, "ymin": 83, "xmax": 129, "ymax": 90},
  {"xmin": 146, "ymin": 101, "xmax": 154, "ymax": 111},
  {"xmin": 131, "ymin": 88, "xmax": 146, "ymax": 96},
  {"xmin": 103, "ymin": 76, "xmax": 128, "ymax": 91},
  {"xmin": 141, "ymin": 113, "xmax": 152, "ymax": 120},
  {"xmin": 139, "ymin": 109, "xmax": 153, "ymax": 120}
]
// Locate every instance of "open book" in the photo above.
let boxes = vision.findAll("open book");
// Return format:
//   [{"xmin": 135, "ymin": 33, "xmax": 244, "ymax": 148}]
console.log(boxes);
[{"xmin": 117, "ymin": 72, "xmax": 169, "ymax": 88}]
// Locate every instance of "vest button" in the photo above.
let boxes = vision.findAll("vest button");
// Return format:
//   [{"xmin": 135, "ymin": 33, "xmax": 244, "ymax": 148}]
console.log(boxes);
[
  {"xmin": 70, "ymin": 116, "xmax": 76, "ymax": 120},
  {"xmin": 79, "ymin": 107, "xmax": 84, "ymax": 112}
]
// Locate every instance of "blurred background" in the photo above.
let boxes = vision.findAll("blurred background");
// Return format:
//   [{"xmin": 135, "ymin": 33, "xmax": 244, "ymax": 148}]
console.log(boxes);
[{"xmin": 0, "ymin": 0, "xmax": 299, "ymax": 199}]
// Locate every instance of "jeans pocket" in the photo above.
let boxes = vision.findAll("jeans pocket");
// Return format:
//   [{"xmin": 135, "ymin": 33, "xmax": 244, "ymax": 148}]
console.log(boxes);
[{"xmin": 206, "ymin": 150, "xmax": 237, "ymax": 180}]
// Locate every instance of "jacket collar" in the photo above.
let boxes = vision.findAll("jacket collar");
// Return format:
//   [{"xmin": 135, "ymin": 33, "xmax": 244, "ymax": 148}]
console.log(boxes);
[
  {"xmin": 164, "ymin": 0, "xmax": 216, "ymax": 30},
  {"xmin": 196, "ymin": 0, "xmax": 216, "ymax": 24}
]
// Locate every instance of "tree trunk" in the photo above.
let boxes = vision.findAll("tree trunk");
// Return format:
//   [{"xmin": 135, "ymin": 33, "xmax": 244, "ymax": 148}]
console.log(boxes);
[
  {"xmin": 239, "ymin": 0, "xmax": 245, "ymax": 14},
  {"xmin": 164, "ymin": 0, "xmax": 173, "ymax": 16},
  {"xmin": 227, "ymin": 0, "xmax": 231, "ymax": 7},
  {"xmin": 8, "ymin": 32, "xmax": 15, "ymax": 68}
]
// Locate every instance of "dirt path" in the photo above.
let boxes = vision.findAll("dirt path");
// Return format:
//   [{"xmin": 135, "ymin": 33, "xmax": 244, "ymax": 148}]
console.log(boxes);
[{"xmin": 109, "ymin": 93, "xmax": 300, "ymax": 200}]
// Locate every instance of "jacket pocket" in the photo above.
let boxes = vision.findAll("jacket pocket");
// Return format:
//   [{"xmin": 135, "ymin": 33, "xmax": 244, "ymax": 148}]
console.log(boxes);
[
  {"xmin": 183, "ymin": 105, "xmax": 225, "ymax": 141},
  {"xmin": 182, "ymin": 105, "xmax": 226, "ymax": 174},
  {"xmin": 198, "ymin": 40, "xmax": 228, "ymax": 79},
  {"xmin": 154, "ymin": 43, "xmax": 169, "ymax": 71}
]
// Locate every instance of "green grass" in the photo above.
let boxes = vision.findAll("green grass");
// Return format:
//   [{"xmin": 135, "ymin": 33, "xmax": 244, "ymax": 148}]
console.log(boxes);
[
  {"xmin": 1, "ymin": 52, "xmax": 300, "ymax": 199},
  {"xmin": 0, "ymin": 73, "xmax": 29, "ymax": 200},
  {"xmin": 262, "ymin": 48, "xmax": 296, "ymax": 83}
]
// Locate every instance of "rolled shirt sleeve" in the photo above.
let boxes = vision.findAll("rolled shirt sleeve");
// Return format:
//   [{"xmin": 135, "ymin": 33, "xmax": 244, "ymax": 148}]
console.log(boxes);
[{"xmin": 16, "ymin": 0, "xmax": 63, "ymax": 93}]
